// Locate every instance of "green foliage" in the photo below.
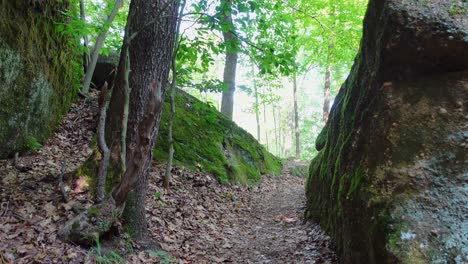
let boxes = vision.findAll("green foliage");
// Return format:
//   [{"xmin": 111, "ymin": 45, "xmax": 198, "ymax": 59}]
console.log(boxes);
[
  {"xmin": 153, "ymin": 192, "xmax": 161, "ymax": 200},
  {"xmin": 146, "ymin": 250, "xmax": 174, "ymax": 264},
  {"xmin": 88, "ymin": 206, "xmax": 100, "ymax": 217},
  {"xmin": 93, "ymin": 236, "xmax": 124, "ymax": 264},
  {"xmin": 25, "ymin": 136, "xmax": 43, "ymax": 151},
  {"xmin": 83, "ymin": 0, "xmax": 129, "ymax": 53}
]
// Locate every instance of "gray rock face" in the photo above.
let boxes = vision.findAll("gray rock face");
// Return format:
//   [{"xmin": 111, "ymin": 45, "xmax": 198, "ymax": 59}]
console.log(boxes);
[
  {"xmin": 0, "ymin": 1, "xmax": 80, "ymax": 158},
  {"xmin": 306, "ymin": 0, "xmax": 467, "ymax": 263}
]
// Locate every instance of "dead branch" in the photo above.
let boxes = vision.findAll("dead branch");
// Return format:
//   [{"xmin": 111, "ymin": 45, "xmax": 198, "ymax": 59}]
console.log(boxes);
[{"xmin": 96, "ymin": 82, "xmax": 113, "ymax": 203}]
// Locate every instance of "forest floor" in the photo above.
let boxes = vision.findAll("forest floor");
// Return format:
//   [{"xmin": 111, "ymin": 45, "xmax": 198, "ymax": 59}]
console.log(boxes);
[{"xmin": 0, "ymin": 94, "xmax": 336, "ymax": 263}]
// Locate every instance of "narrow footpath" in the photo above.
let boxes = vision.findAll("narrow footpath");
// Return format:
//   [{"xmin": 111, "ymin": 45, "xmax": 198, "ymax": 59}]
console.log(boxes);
[
  {"xmin": 218, "ymin": 162, "xmax": 337, "ymax": 263},
  {"xmin": 0, "ymin": 95, "xmax": 337, "ymax": 263}
]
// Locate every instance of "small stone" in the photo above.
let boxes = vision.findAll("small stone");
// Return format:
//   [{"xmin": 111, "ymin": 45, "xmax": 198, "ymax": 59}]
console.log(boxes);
[
  {"xmin": 438, "ymin": 108, "xmax": 448, "ymax": 115},
  {"xmin": 430, "ymin": 229, "xmax": 439, "ymax": 237},
  {"xmin": 455, "ymin": 101, "xmax": 463, "ymax": 107}
]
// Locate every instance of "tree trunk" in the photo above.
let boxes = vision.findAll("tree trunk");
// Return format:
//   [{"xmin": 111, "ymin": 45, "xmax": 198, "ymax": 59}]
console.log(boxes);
[
  {"xmin": 96, "ymin": 82, "xmax": 112, "ymax": 203},
  {"xmin": 82, "ymin": 0, "xmax": 124, "ymax": 94},
  {"xmin": 59, "ymin": 0, "xmax": 180, "ymax": 245},
  {"xmin": 252, "ymin": 65, "xmax": 261, "ymax": 141},
  {"xmin": 220, "ymin": 0, "xmax": 238, "ymax": 120},
  {"xmin": 80, "ymin": 0, "xmax": 90, "ymax": 73},
  {"xmin": 293, "ymin": 73, "xmax": 300, "ymax": 159},
  {"xmin": 323, "ymin": 7, "xmax": 335, "ymax": 123},
  {"xmin": 323, "ymin": 39, "xmax": 335, "ymax": 123},
  {"xmin": 273, "ymin": 105, "xmax": 278, "ymax": 155},
  {"xmin": 263, "ymin": 99, "xmax": 269, "ymax": 151},
  {"xmin": 165, "ymin": 0, "xmax": 186, "ymax": 190}
]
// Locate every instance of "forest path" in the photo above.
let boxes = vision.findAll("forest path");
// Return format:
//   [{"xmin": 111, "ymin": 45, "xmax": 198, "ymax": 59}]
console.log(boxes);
[
  {"xmin": 0, "ymin": 93, "xmax": 336, "ymax": 263},
  {"xmin": 218, "ymin": 161, "xmax": 337, "ymax": 263}
]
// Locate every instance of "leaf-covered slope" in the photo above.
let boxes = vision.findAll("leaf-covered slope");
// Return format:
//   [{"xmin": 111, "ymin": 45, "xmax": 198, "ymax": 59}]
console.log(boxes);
[{"xmin": 155, "ymin": 90, "xmax": 282, "ymax": 184}]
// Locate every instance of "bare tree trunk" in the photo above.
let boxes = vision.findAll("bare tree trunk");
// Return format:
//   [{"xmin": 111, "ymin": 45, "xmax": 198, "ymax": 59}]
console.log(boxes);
[
  {"xmin": 293, "ymin": 73, "xmax": 300, "ymax": 159},
  {"xmin": 277, "ymin": 107, "xmax": 281, "ymax": 157},
  {"xmin": 273, "ymin": 105, "xmax": 278, "ymax": 155},
  {"xmin": 220, "ymin": 0, "xmax": 239, "ymax": 120},
  {"xmin": 80, "ymin": 0, "xmax": 90, "ymax": 73},
  {"xmin": 164, "ymin": 0, "xmax": 186, "ymax": 190},
  {"xmin": 263, "ymin": 100, "xmax": 269, "ymax": 151},
  {"xmin": 82, "ymin": 0, "xmax": 124, "ymax": 94},
  {"xmin": 96, "ymin": 82, "xmax": 112, "ymax": 203},
  {"xmin": 59, "ymin": 0, "xmax": 180, "ymax": 245},
  {"xmin": 323, "ymin": 6, "xmax": 335, "ymax": 123},
  {"xmin": 120, "ymin": 47, "xmax": 130, "ymax": 175},
  {"xmin": 323, "ymin": 41, "xmax": 334, "ymax": 123},
  {"xmin": 118, "ymin": 0, "xmax": 180, "ymax": 239},
  {"xmin": 252, "ymin": 65, "xmax": 261, "ymax": 141}
]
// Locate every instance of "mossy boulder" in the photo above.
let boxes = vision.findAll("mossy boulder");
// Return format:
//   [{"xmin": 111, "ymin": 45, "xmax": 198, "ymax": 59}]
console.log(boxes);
[
  {"xmin": 306, "ymin": 0, "xmax": 467, "ymax": 263},
  {"xmin": 0, "ymin": 0, "xmax": 81, "ymax": 158},
  {"xmin": 155, "ymin": 90, "xmax": 282, "ymax": 184}
]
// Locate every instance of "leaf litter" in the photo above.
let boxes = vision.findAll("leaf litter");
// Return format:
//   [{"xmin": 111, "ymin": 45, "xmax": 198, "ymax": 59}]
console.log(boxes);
[{"xmin": 0, "ymin": 94, "xmax": 336, "ymax": 263}]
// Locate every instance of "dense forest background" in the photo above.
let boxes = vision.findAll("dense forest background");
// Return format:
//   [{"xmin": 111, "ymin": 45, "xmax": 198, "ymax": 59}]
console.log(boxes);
[{"xmin": 75, "ymin": 0, "xmax": 367, "ymax": 160}]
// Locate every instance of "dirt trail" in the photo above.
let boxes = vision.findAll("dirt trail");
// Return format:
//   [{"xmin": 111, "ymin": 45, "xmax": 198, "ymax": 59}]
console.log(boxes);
[
  {"xmin": 0, "ymin": 94, "xmax": 336, "ymax": 263},
  {"xmin": 217, "ymin": 162, "xmax": 337, "ymax": 263}
]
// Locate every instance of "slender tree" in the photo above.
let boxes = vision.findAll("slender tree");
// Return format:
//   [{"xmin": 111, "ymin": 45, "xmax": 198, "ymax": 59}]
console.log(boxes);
[
  {"xmin": 219, "ymin": 0, "xmax": 239, "ymax": 120},
  {"xmin": 82, "ymin": 0, "xmax": 124, "ymax": 94},
  {"xmin": 80, "ymin": 0, "xmax": 90, "ymax": 73},
  {"xmin": 165, "ymin": 0, "xmax": 186, "ymax": 190},
  {"xmin": 293, "ymin": 72, "xmax": 300, "ymax": 159},
  {"xmin": 251, "ymin": 65, "xmax": 261, "ymax": 141}
]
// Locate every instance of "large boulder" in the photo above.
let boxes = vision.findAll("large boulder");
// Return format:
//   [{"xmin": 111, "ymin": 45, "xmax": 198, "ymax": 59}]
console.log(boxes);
[
  {"xmin": 0, "ymin": 1, "xmax": 81, "ymax": 158},
  {"xmin": 155, "ymin": 90, "xmax": 282, "ymax": 184},
  {"xmin": 306, "ymin": 0, "xmax": 467, "ymax": 263}
]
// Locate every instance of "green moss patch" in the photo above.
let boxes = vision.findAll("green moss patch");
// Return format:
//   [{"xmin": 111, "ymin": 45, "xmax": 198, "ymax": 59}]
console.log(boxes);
[
  {"xmin": 0, "ymin": 0, "xmax": 81, "ymax": 158},
  {"xmin": 155, "ymin": 90, "xmax": 282, "ymax": 185}
]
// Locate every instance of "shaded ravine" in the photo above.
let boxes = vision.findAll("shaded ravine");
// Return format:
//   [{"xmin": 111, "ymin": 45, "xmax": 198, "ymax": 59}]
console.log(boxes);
[{"xmin": 219, "ymin": 162, "xmax": 337, "ymax": 263}]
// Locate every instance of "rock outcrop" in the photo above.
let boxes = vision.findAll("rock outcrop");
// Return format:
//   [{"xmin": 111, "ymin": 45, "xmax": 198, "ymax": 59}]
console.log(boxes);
[
  {"xmin": 155, "ymin": 90, "xmax": 282, "ymax": 184},
  {"xmin": 0, "ymin": 1, "xmax": 81, "ymax": 158},
  {"xmin": 306, "ymin": 0, "xmax": 467, "ymax": 263}
]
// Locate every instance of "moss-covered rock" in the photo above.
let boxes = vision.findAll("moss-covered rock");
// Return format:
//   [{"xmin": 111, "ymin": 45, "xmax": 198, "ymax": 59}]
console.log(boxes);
[
  {"xmin": 306, "ymin": 0, "xmax": 468, "ymax": 263},
  {"xmin": 155, "ymin": 90, "xmax": 282, "ymax": 184},
  {"xmin": 0, "ymin": 0, "xmax": 81, "ymax": 158}
]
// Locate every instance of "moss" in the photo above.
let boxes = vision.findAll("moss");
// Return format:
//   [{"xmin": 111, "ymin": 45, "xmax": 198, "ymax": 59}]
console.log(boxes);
[
  {"xmin": 88, "ymin": 207, "xmax": 100, "ymax": 217},
  {"xmin": 0, "ymin": 0, "xmax": 82, "ymax": 158},
  {"xmin": 155, "ymin": 90, "xmax": 281, "ymax": 185}
]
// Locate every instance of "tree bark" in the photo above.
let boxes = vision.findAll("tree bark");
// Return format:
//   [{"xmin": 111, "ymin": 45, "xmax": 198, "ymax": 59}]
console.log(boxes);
[
  {"xmin": 165, "ymin": 0, "xmax": 186, "ymax": 190},
  {"xmin": 252, "ymin": 65, "xmax": 261, "ymax": 141},
  {"xmin": 273, "ymin": 105, "xmax": 278, "ymax": 155},
  {"xmin": 323, "ymin": 39, "xmax": 335, "ymax": 123},
  {"xmin": 293, "ymin": 73, "xmax": 300, "ymax": 159},
  {"xmin": 80, "ymin": 0, "xmax": 90, "ymax": 73},
  {"xmin": 59, "ymin": 0, "xmax": 180, "ymax": 245},
  {"xmin": 323, "ymin": 7, "xmax": 335, "ymax": 123},
  {"xmin": 220, "ymin": 0, "xmax": 239, "ymax": 120},
  {"xmin": 96, "ymin": 82, "xmax": 112, "ymax": 203},
  {"xmin": 117, "ymin": 0, "xmax": 180, "ymax": 239},
  {"xmin": 82, "ymin": 0, "xmax": 124, "ymax": 94}
]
